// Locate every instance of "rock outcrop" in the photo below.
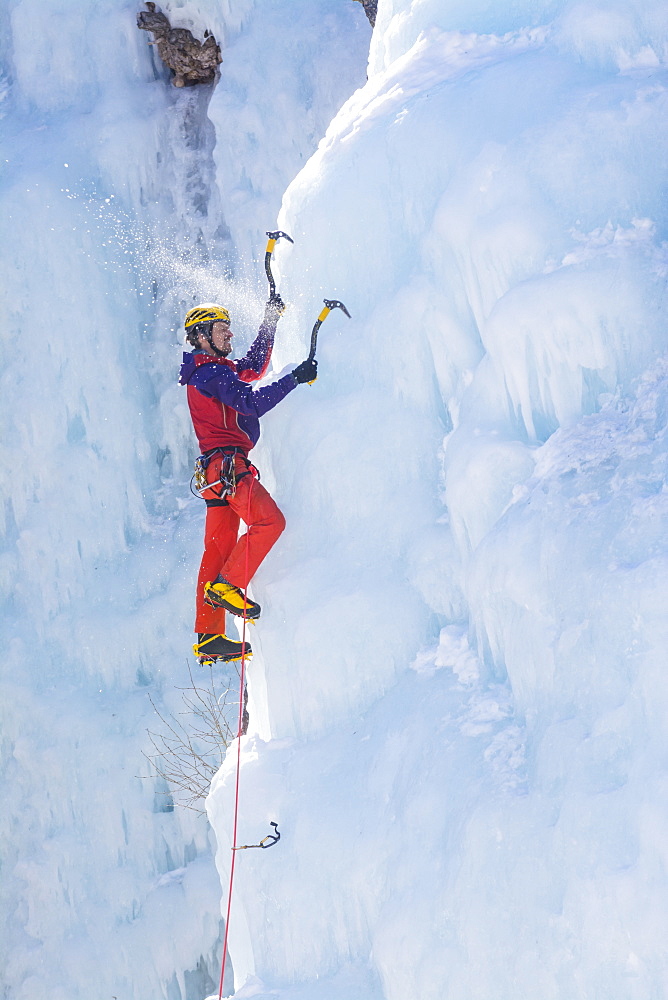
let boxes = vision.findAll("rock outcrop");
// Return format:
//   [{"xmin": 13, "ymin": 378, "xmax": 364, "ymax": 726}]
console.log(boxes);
[
  {"xmin": 353, "ymin": 0, "xmax": 377, "ymax": 28},
  {"xmin": 137, "ymin": 3, "xmax": 222, "ymax": 87}
]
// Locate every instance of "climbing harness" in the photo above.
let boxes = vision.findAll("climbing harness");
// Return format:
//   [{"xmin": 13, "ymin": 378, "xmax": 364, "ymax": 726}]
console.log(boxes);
[
  {"xmin": 190, "ymin": 447, "xmax": 259, "ymax": 503},
  {"xmin": 264, "ymin": 230, "xmax": 293, "ymax": 298},
  {"xmin": 232, "ymin": 821, "xmax": 280, "ymax": 851},
  {"xmin": 190, "ymin": 451, "xmax": 236, "ymax": 501},
  {"xmin": 308, "ymin": 299, "xmax": 351, "ymax": 363}
]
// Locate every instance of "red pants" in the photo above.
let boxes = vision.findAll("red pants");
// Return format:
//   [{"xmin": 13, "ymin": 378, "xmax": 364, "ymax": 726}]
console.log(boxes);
[{"xmin": 194, "ymin": 461, "xmax": 286, "ymax": 635}]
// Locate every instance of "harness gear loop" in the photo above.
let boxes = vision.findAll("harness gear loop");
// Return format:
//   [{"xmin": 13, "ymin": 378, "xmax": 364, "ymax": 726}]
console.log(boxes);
[
  {"xmin": 264, "ymin": 230, "xmax": 293, "ymax": 298},
  {"xmin": 231, "ymin": 821, "xmax": 281, "ymax": 851}
]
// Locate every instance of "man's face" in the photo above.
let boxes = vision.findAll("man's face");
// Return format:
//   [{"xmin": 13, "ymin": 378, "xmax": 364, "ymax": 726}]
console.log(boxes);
[{"xmin": 209, "ymin": 320, "xmax": 233, "ymax": 356}]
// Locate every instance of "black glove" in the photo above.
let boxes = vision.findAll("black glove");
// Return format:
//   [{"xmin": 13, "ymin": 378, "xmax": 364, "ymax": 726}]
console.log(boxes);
[
  {"xmin": 264, "ymin": 292, "xmax": 285, "ymax": 317},
  {"xmin": 292, "ymin": 358, "xmax": 317, "ymax": 384}
]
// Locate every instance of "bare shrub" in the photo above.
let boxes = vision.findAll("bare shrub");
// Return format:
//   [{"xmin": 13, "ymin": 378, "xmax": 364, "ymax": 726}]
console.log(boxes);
[{"xmin": 143, "ymin": 663, "xmax": 246, "ymax": 813}]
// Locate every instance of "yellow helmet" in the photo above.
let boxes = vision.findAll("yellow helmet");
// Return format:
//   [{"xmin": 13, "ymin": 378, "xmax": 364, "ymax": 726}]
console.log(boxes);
[{"xmin": 184, "ymin": 303, "xmax": 230, "ymax": 329}]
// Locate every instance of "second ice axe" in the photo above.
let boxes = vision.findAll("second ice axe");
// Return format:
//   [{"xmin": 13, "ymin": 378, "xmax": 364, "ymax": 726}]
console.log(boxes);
[{"xmin": 308, "ymin": 299, "xmax": 351, "ymax": 363}]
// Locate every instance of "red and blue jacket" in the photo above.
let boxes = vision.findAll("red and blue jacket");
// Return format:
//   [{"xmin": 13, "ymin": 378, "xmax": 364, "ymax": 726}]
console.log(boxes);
[{"xmin": 179, "ymin": 319, "xmax": 296, "ymax": 454}]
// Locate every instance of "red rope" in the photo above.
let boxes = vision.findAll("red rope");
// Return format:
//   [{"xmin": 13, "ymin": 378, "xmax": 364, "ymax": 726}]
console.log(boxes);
[{"xmin": 217, "ymin": 475, "xmax": 254, "ymax": 1000}]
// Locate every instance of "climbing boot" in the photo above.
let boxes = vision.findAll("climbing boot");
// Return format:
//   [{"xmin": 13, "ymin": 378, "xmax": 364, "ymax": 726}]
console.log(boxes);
[
  {"xmin": 193, "ymin": 633, "xmax": 252, "ymax": 665},
  {"xmin": 203, "ymin": 576, "xmax": 261, "ymax": 620}
]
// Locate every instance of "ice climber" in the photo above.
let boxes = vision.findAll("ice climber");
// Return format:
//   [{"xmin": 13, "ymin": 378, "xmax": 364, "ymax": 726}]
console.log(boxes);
[{"xmin": 180, "ymin": 298, "xmax": 317, "ymax": 663}]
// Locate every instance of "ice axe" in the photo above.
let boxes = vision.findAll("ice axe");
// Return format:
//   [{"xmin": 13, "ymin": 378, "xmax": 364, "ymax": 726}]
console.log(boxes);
[
  {"xmin": 264, "ymin": 230, "xmax": 293, "ymax": 298},
  {"xmin": 308, "ymin": 299, "xmax": 351, "ymax": 363}
]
